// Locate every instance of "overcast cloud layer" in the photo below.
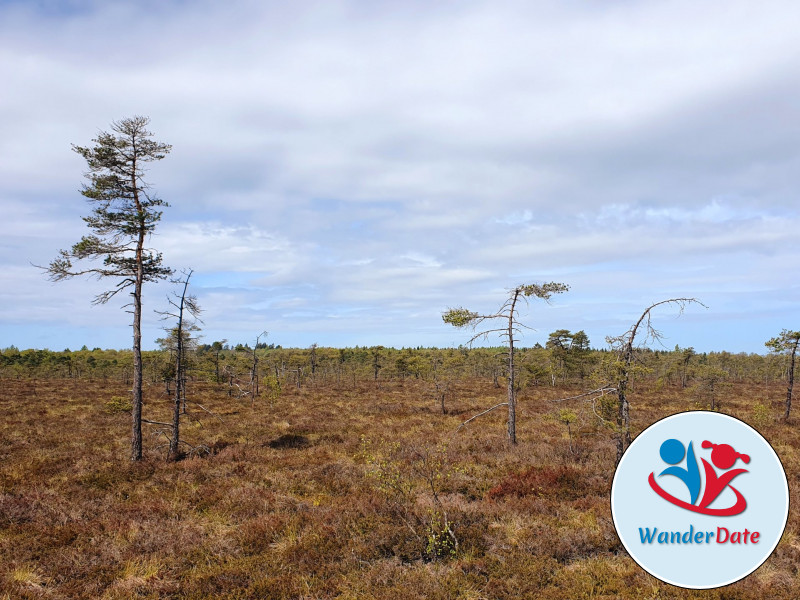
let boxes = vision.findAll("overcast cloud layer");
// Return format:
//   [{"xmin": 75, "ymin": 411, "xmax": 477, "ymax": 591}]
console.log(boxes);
[{"xmin": 2, "ymin": 0, "xmax": 799, "ymax": 352}]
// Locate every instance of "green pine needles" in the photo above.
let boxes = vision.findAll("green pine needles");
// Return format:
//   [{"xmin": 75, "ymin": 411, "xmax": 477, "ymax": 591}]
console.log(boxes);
[{"xmin": 43, "ymin": 115, "xmax": 173, "ymax": 460}]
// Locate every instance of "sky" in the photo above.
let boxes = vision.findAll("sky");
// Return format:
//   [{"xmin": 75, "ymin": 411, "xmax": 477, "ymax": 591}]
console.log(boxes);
[{"xmin": 1, "ymin": 0, "xmax": 799, "ymax": 353}]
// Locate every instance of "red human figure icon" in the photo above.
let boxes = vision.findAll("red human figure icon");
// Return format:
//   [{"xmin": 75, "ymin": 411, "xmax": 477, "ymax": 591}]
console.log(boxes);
[{"xmin": 698, "ymin": 441, "xmax": 750, "ymax": 511}]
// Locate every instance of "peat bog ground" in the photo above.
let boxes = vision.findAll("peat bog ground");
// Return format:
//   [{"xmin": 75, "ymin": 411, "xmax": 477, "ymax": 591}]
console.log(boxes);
[{"xmin": 0, "ymin": 377, "xmax": 798, "ymax": 599}]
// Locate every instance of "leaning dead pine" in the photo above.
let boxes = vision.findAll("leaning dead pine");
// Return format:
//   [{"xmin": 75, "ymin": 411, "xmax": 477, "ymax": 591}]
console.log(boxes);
[{"xmin": 443, "ymin": 282, "xmax": 569, "ymax": 444}]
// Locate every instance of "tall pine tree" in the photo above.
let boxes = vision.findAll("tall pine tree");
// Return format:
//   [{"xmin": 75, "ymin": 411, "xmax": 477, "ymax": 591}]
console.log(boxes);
[{"xmin": 45, "ymin": 116, "xmax": 172, "ymax": 460}]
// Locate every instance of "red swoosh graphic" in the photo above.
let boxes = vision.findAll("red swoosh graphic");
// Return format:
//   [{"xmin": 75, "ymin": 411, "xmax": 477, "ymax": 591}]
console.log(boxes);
[{"xmin": 648, "ymin": 472, "xmax": 747, "ymax": 516}]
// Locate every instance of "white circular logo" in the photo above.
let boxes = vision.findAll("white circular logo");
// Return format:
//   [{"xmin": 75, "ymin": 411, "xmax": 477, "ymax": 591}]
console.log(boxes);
[{"xmin": 611, "ymin": 411, "xmax": 789, "ymax": 589}]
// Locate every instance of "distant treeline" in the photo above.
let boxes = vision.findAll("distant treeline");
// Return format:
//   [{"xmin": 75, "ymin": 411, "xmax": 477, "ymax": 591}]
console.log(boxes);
[{"xmin": 0, "ymin": 337, "xmax": 789, "ymax": 390}]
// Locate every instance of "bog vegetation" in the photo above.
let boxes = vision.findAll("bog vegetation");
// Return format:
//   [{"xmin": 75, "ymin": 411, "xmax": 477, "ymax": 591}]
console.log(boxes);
[
  {"xmin": 12, "ymin": 117, "xmax": 799, "ymax": 597},
  {"xmin": 1, "ymin": 341, "xmax": 799, "ymax": 599}
]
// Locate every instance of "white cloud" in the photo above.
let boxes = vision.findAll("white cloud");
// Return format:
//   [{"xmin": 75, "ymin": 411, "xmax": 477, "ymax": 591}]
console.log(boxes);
[
  {"xmin": 158, "ymin": 222, "xmax": 304, "ymax": 276},
  {"xmin": 2, "ymin": 0, "xmax": 800, "ymax": 351}
]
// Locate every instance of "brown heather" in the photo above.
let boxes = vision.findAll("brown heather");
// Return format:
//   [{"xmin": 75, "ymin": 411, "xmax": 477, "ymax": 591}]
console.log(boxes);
[{"xmin": 0, "ymin": 376, "xmax": 798, "ymax": 599}]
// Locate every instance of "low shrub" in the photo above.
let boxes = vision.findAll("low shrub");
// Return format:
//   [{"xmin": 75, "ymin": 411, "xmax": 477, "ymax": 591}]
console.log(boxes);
[{"xmin": 104, "ymin": 395, "xmax": 132, "ymax": 414}]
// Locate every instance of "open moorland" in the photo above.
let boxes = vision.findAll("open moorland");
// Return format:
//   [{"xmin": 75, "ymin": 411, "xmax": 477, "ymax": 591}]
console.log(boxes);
[{"xmin": 0, "ymin": 359, "xmax": 798, "ymax": 600}]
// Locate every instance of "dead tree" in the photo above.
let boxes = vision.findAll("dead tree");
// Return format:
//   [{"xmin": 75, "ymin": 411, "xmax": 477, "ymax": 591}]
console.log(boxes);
[
  {"xmin": 223, "ymin": 365, "xmax": 237, "ymax": 397},
  {"xmin": 371, "ymin": 346, "xmax": 384, "ymax": 382},
  {"xmin": 607, "ymin": 298, "xmax": 704, "ymax": 464},
  {"xmin": 291, "ymin": 367, "xmax": 304, "ymax": 389},
  {"xmin": 156, "ymin": 269, "xmax": 202, "ymax": 461},
  {"xmin": 309, "ymin": 343, "xmax": 318, "ymax": 376},
  {"xmin": 766, "ymin": 329, "xmax": 800, "ymax": 421},
  {"xmin": 210, "ymin": 340, "xmax": 227, "ymax": 383},
  {"xmin": 443, "ymin": 282, "xmax": 569, "ymax": 444},
  {"xmin": 551, "ymin": 298, "xmax": 703, "ymax": 465},
  {"xmin": 250, "ymin": 331, "xmax": 268, "ymax": 406},
  {"xmin": 433, "ymin": 380, "xmax": 450, "ymax": 414}
]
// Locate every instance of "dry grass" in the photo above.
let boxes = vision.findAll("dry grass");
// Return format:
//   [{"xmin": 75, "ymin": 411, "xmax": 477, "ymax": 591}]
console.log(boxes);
[{"xmin": 0, "ymin": 376, "xmax": 797, "ymax": 598}]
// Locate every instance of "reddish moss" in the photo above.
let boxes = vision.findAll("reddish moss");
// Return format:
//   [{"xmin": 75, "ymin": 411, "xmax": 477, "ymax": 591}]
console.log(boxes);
[{"xmin": 486, "ymin": 465, "xmax": 603, "ymax": 501}]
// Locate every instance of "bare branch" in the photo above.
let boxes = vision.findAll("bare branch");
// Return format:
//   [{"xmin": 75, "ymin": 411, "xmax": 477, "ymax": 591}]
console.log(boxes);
[
  {"xmin": 610, "ymin": 297, "xmax": 707, "ymax": 352},
  {"xmin": 463, "ymin": 328, "xmax": 509, "ymax": 346},
  {"xmin": 92, "ymin": 281, "xmax": 135, "ymax": 305},
  {"xmin": 608, "ymin": 296, "xmax": 705, "ymax": 465},
  {"xmin": 550, "ymin": 384, "xmax": 617, "ymax": 403},
  {"xmin": 142, "ymin": 418, "xmax": 174, "ymax": 428},
  {"xmin": 455, "ymin": 402, "xmax": 509, "ymax": 433},
  {"xmin": 184, "ymin": 400, "xmax": 224, "ymax": 423},
  {"xmin": 591, "ymin": 397, "xmax": 610, "ymax": 424}
]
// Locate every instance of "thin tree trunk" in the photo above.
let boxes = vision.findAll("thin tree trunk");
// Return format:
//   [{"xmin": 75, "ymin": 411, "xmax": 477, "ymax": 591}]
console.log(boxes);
[
  {"xmin": 131, "ymin": 250, "xmax": 144, "ymax": 461},
  {"xmin": 131, "ymin": 157, "xmax": 145, "ymax": 462},
  {"xmin": 169, "ymin": 277, "xmax": 190, "ymax": 460},
  {"xmin": 251, "ymin": 347, "xmax": 259, "ymax": 403},
  {"xmin": 170, "ymin": 370, "xmax": 181, "ymax": 460},
  {"xmin": 785, "ymin": 342, "xmax": 797, "ymax": 421},
  {"xmin": 616, "ymin": 344, "xmax": 633, "ymax": 465},
  {"xmin": 612, "ymin": 298, "xmax": 699, "ymax": 464},
  {"xmin": 507, "ymin": 289, "xmax": 520, "ymax": 445}
]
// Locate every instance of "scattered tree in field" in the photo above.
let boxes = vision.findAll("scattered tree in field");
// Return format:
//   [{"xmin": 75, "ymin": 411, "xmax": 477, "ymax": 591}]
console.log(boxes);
[
  {"xmin": 546, "ymin": 329, "xmax": 572, "ymax": 384},
  {"xmin": 371, "ymin": 346, "xmax": 384, "ymax": 382},
  {"xmin": 395, "ymin": 354, "xmax": 411, "ymax": 381},
  {"xmin": 250, "ymin": 331, "xmax": 268, "ymax": 403},
  {"xmin": 569, "ymin": 330, "xmax": 592, "ymax": 378},
  {"xmin": 520, "ymin": 354, "xmax": 549, "ymax": 387},
  {"xmin": 210, "ymin": 340, "xmax": 227, "ymax": 383},
  {"xmin": 287, "ymin": 352, "xmax": 307, "ymax": 389},
  {"xmin": 309, "ymin": 343, "xmax": 318, "ymax": 377},
  {"xmin": 558, "ymin": 408, "xmax": 578, "ymax": 455},
  {"xmin": 156, "ymin": 269, "xmax": 202, "ymax": 461},
  {"xmin": 546, "ymin": 329, "xmax": 591, "ymax": 384},
  {"xmin": 766, "ymin": 329, "xmax": 800, "ymax": 421},
  {"xmin": 42, "ymin": 116, "xmax": 172, "ymax": 461},
  {"xmin": 429, "ymin": 353, "xmax": 463, "ymax": 415},
  {"xmin": 553, "ymin": 299, "xmax": 703, "ymax": 464},
  {"xmin": 443, "ymin": 282, "xmax": 569, "ymax": 444},
  {"xmin": 433, "ymin": 380, "xmax": 450, "ymax": 414},
  {"xmin": 677, "ymin": 346, "xmax": 696, "ymax": 388},
  {"xmin": 605, "ymin": 298, "xmax": 704, "ymax": 464},
  {"xmin": 692, "ymin": 364, "xmax": 728, "ymax": 411}
]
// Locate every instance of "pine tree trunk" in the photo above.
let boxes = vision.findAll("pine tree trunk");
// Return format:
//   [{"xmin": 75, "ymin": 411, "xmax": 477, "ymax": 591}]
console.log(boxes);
[
  {"xmin": 169, "ymin": 302, "xmax": 184, "ymax": 461},
  {"xmin": 616, "ymin": 345, "xmax": 633, "ymax": 465},
  {"xmin": 507, "ymin": 290, "xmax": 520, "ymax": 445},
  {"xmin": 785, "ymin": 342, "xmax": 797, "ymax": 421},
  {"xmin": 616, "ymin": 381, "xmax": 628, "ymax": 465},
  {"xmin": 131, "ymin": 165, "xmax": 145, "ymax": 461},
  {"xmin": 169, "ymin": 371, "xmax": 181, "ymax": 460},
  {"xmin": 507, "ymin": 348, "xmax": 516, "ymax": 445},
  {"xmin": 131, "ymin": 274, "xmax": 144, "ymax": 461}
]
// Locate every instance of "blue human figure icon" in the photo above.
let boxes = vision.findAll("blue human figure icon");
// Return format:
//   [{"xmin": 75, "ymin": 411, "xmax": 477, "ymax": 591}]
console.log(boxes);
[{"xmin": 658, "ymin": 439, "xmax": 701, "ymax": 505}]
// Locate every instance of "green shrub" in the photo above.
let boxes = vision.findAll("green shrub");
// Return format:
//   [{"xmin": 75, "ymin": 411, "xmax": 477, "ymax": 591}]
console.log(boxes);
[
  {"xmin": 750, "ymin": 401, "xmax": 772, "ymax": 430},
  {"xmin": 104, "ymin": 395, "xmax": 132, "ymax": 414}
]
